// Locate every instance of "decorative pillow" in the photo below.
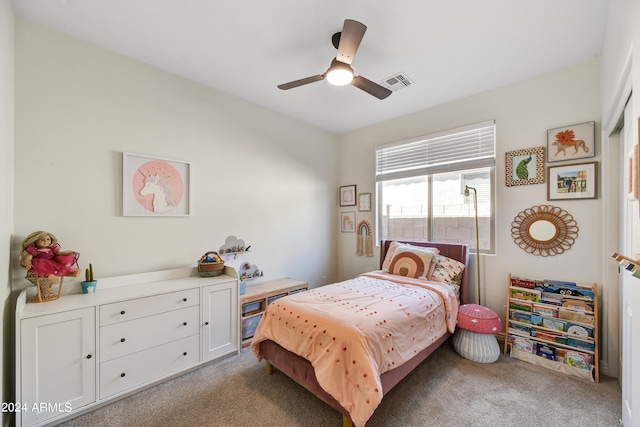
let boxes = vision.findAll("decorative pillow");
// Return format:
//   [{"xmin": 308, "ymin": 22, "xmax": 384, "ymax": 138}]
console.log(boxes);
[
  {"xmin": 387, "ymin": 246, "xmax": 437, "ymax": 279},
  {"xmin": 382, "ymin": 242, "xmax": 439, "ymax": 272},
  {"xmin": 426, "ymin": 255, "xmax": 438, "ymax": 279},
  {"xmin": 430, "ymin": 255, "xmax": 466, "ymax": 287}
]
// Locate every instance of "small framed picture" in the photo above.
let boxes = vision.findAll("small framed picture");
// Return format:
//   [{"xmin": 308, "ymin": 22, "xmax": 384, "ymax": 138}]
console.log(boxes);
[
  {"xmin": 341, "ymin": 211, "xmax": 356, "ymax": 233},
  {"xmin": 547, "ymin": 161, "xmax": 598, "ymax": 201},
  {"xmin": 358, "ymin": 193, "xmax": 372, "ymax": 211},
  {"xmin": 547, "ymin": 121, "xmax": 595, "ymax": 163},
  {"xmin": 339, "ymin": 185, "xmax": 357, "ymax": 206},
  {"xmin": 505, "ymin": 147, "xmax": 545, "ymax": 186}
]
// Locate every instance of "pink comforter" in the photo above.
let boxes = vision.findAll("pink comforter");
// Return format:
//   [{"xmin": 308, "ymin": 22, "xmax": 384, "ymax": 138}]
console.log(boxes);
[{"xmin": 251, "ymin": 271, "xmax": 458, "ymax": 427}]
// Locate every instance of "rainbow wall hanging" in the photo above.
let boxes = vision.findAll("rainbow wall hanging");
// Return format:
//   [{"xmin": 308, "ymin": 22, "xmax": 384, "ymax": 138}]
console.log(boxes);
[{"xmin": 356, "ymin": 220, "xmax": 374, "ymax": 257}]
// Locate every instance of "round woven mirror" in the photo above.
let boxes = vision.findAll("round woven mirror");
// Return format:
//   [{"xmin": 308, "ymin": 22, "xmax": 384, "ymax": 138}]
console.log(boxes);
[{"xmin": 511, "ymin": 205, "xmax": 579, "ymax": 257}]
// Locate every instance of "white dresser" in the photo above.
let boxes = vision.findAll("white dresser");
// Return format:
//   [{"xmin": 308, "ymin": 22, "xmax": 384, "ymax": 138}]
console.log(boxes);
[{"xmin": 15, "ymin": 268, "xmax": 239, "ymax": 427}]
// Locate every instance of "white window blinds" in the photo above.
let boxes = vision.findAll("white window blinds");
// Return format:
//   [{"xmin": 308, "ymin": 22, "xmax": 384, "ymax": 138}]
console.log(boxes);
[{"xmin": 376, "ymin": 121, "xmax": 496, "ymax": 181}]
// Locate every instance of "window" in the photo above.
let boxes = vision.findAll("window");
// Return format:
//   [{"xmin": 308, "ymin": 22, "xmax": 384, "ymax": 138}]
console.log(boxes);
[{"xmin": 375, "ymin": 121, "xmax": 495, "ymax": 253}]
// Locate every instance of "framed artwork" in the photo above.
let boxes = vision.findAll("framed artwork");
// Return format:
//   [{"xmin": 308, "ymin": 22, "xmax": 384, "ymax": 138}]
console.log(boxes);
[
  {"xmin": 123, "ymin": 152, "xmax": 191, "ymax": 216},
  {"xmin": 339, "ymin": 185, "xmax": 357, "ymax": 206},
  {"xmin": 358, "ymin": 193, "xmax": 372, "ymax": 211},
  {"xmin": 505, "ymin": 147, "xmax": 545, "ymax": 186},
  {"xmin": 547, "ymin": 161, "xmax": 597, "ymax": 201},
  {"xmin": 547, "ymin": 121, "xmax": 595, "ymax": 163},
  {"xmin": 341, "ymin": 211, "xmax": 356, "ymax": 233}
]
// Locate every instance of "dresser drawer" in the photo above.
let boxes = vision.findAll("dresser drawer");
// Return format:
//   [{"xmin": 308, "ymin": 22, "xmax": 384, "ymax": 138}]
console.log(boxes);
[
  {"xmin": 100, "ymin": 288, "xmax": 199, "ymax": 326},
  {"xmin": 99, "ymin": 334, "xmax": 199, "ymax": 399},
  {"xmin": 100, "ymin": 305, "xmax": 199, "ymax": 362}
]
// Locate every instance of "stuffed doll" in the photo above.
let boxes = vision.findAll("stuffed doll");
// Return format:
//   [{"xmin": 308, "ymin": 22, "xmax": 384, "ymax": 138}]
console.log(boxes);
[{"xmin": 20, "ymin": 231, "xmax": 80, "ymax": 280}]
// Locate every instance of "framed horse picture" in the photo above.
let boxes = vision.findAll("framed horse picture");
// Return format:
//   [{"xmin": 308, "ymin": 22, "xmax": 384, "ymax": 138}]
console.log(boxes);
[
  {"xmin": 547, "ymin": 121, "xmax": 595, "ymax": 163},
  {"xmin": 123, "ymin": 152, "xmax": 191, "ymax": 217}
]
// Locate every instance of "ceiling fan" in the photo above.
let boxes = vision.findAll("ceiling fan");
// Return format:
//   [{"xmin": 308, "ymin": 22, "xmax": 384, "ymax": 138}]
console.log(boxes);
[{"xmin": 277, "ymin": 19, "xmax": 392, "ymax": 100}]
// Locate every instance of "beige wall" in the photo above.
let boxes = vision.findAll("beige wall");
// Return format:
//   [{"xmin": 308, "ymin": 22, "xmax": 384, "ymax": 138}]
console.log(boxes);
[
  {"xmin": 12, "ymin": 20, "xmax": 339, "ymax": 291},
  {"xmin": 337, "ymin": 60, "xmax": 607, "ymax": 371},
  {"xmin": 1, "ymin": 0, "xmax": 14, "ymax": 425}
]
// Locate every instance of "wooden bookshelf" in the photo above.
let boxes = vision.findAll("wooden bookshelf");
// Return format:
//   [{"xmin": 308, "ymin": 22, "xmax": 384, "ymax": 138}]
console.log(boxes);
[{"xmin": 504, "ymin": 273, "xmax": 599, "ymax": 382}]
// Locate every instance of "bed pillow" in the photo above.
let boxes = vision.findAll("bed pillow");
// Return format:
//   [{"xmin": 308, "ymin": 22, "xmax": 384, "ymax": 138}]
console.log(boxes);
[
  {"xmin": 430, "ymin": 255, "xmax": 466, "ymax": 287},
  {"xmin": 382, "ymin": 242, "xmax": 439, "ymax": 272},
  {"xmin": 387, "ymin": 245, "xmax": 437, "ymax": 279}
]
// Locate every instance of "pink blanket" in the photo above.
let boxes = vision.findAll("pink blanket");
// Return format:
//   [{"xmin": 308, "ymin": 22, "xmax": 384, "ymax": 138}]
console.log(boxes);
[{"xmin": 251, "ymin": 271, "xmax": 458, "ymax": 427}]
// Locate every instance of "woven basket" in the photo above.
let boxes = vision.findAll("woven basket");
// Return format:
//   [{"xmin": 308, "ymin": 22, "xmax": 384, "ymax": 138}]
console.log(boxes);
[
  {"xmin": 198, "ymin": 251, "xmax": 225, "ymax": 277},
  {"xmin": 25, "ymin": 270, "xmax": 63, "ymax": 303}
]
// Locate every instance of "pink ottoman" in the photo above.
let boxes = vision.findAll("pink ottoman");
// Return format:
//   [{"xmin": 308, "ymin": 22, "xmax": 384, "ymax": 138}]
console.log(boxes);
[{"xmin": 453, "ymin": 304, "xmax": 502, "ymax": 363}]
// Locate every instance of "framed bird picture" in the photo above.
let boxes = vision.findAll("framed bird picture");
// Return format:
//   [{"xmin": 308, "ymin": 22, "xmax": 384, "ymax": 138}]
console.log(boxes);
[{"xmin": 505, "ymin": 147, "xmax": 545, "ymax": 186}]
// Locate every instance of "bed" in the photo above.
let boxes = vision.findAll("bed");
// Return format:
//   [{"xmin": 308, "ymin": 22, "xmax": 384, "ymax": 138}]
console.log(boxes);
[{"xmin": 251, "ymin": 240, "xmax": 469, "ymax": 427}]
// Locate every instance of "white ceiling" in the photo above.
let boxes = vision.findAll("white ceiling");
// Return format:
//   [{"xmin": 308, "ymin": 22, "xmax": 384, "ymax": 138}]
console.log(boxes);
[{"xmin": 11, "ymin": 0, "xmax": 610, "ymax": 134}]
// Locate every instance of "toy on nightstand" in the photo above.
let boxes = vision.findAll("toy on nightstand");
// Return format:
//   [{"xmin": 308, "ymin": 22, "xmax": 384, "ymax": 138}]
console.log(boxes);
[{"xmin": 19, "ymin": 231, "xmax": 80, "ymax": 303}]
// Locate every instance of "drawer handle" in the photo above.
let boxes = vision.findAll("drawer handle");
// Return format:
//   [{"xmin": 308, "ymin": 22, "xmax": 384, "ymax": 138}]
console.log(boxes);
[
  {"xmin": 120, "ymin": 310, "xmax": 126, "ymax": 315},
  {"xmin": 120, "ymin": 373, "xmax": 126, "ymax": 378},
  {"xmin": 183, "ymin": 352, "xmax": 188, "ymax": 356},
  {"xmin": 120, "ymin": 338, "xmax": 126, "ymax": 343},
  {"xmin": 183, "ymin": 322, "xmax": 187, "ymax": 326},
  {"xmin": 86, "ymin": 354, "xmax": 92, "ymax": 359},
  {"xmin": 204, "ymin": 321, "xmax": 209, "ymax": 326}
]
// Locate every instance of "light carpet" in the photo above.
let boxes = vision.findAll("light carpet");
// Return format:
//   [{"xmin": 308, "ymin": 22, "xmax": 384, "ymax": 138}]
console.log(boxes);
[{"xmin": 59, "ymin": 340, "xmax": 621, "ymax": 427}]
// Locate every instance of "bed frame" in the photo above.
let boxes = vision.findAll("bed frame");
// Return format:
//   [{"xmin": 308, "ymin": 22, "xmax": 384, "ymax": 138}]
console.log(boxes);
[{"xmin": 257, "ymin": 240, "xmax": 469, "ymax": 427}]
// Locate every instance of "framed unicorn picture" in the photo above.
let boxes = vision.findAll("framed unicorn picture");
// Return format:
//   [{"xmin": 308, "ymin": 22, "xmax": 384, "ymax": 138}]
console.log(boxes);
[{"xmin": 122, "ymin": 152, "xmax": 191, "ymax": 217}]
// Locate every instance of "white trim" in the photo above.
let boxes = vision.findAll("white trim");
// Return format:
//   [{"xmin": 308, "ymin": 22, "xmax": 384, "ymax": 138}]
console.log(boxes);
[{"xmin": 603, "ymin": 47, "xmax": 633, "ymax": 136}]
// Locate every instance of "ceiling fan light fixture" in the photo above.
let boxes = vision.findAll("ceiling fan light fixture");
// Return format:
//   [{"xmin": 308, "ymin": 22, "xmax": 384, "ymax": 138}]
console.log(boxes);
[{"xmin": 326, "ymin": 60, "xmax": 354, "ymax": 86}]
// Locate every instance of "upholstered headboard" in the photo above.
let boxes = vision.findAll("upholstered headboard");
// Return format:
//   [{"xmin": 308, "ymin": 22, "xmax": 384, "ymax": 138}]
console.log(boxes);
[{"xmin": 380, "ymin": 240, "xmax": 470, "ymax": 304}]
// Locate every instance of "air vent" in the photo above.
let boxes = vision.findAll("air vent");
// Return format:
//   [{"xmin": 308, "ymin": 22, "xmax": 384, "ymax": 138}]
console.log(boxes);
[{"xmin": 378, "ymin": 72, "xmax": 415, "ymax": 92}]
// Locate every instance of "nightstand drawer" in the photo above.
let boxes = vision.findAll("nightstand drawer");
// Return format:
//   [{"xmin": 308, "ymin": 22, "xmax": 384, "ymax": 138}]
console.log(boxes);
[
  {"xmin": 100, "ymin": 288, "xmax": 199, "ymax": 326},
  {"xmin": 100, "ymin": 305, "xmax": 199, "ymax": 362},
  {"xmin": 99, "ymin": 334, "xmax": 199, "ymax": 399}
]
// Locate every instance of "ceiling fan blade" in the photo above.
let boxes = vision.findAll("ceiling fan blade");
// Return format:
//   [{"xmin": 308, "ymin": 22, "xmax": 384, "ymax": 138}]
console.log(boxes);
[
  {"xmin": 336, "ymin": 19, "xmax": 367, "ymax": 65},
  {"xmin": 277, "ymin": 74, "xmax": 325, "ymax": 90},
  {"xmin": 352, "ymin": 75, "xmax": 392, "ymax": 100}
]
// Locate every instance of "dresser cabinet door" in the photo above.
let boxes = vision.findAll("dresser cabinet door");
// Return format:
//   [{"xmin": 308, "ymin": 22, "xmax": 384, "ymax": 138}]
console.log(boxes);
[
  {"xmin": 20, "ymin": 307, "xmax": 95, "ymax": 426},
  {"xmin": 202, "ymin": 281, "xmax": 238, "ymax": 360}
]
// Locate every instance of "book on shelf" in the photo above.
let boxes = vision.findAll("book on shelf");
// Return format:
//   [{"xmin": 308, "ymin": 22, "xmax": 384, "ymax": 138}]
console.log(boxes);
[
  {"xmin": 567, "ymin": 337, "xmax": 595, "ymax": 352},
  {"xmin": 564, "ymin": 350, "xmax": 592, "ymax": 370},
  {"xmin": 543, "ymin": 284, "xmax": 594, "ymax": 299},
  {"xmin": 533, "ymin": 303, "xmax": 558, "ymax": 318},
  {"xmin": 510, "ymin": 277, "xmax": 539, "ymax": 289},
  {"xmin": 510, "ymin": 311, "xmax": 532, "ymax": 324},
  {"xmin": 565, "ymin": 322, "xmax": 595, "ymax": 338},
  {"xmin": 543, "ymin": 279, "xmax": 577, "ymax": 287},
  {"xmin": 531, "ymin": 330, "xmax": 562, "ymax": 343},
  {"xmin": 542, "ymin": 317, "xmax": 565, "ymax": 331},
  {"xmin": 558, "ymin": 308, "xmax": 594, "ymax": 324},
  {"xmin": 536, "ymin": 343, "xmax": 556, "ymax": 360},
  {"xmin": 509, "ymin": 299, "xmax": 533, "ymax": 312},
  {"xmin": 511, "ymin": 336, "xmax": 534, "ymax": 353},
  {"xmin": 509, "ymin": 321, "xmax": 532, "ymax": 336},
  {"xmin": 540, "ymin": 292, "xmax": 564, "ymax": 306},
  {"xmin": 561, "ymin": 299, "xmax": 594, "ymax": 312},
  {"xmin": 509, "ymin": 287, "xmax": 541, "ymax": 302},
  {"xmin": 509, "ymin": 312, "xmax": 543, "ymax": 327}
]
